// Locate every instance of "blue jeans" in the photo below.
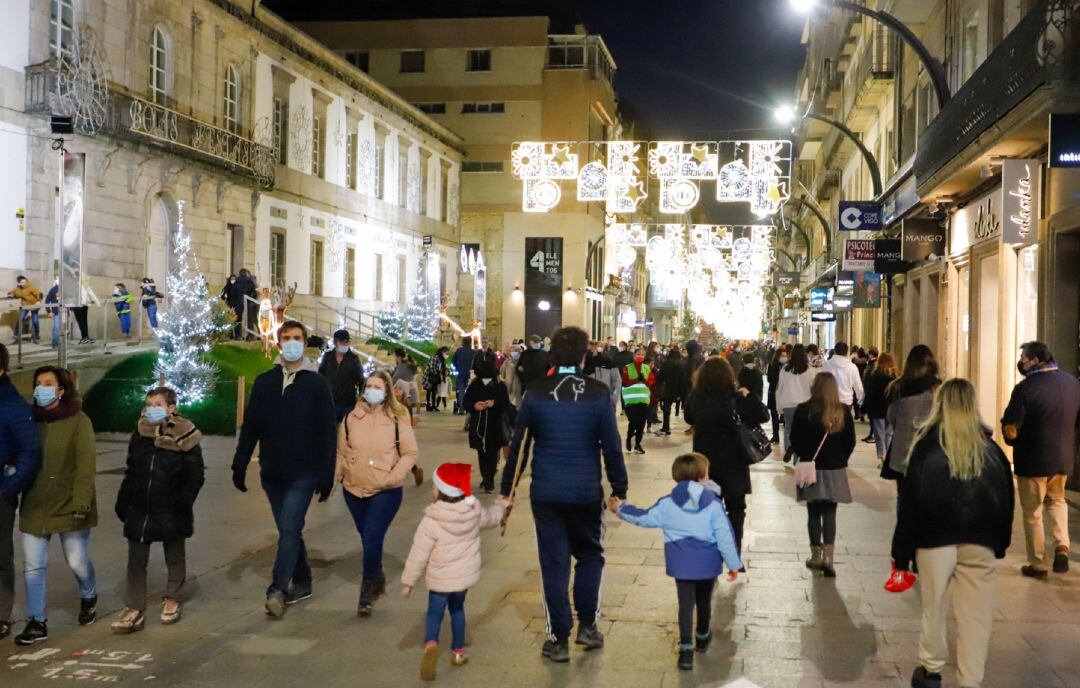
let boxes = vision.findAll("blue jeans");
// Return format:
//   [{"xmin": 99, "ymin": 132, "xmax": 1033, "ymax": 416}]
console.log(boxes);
[
  {"xmin": 19, "ymin": 309, "xmax": 39, "ymax": 339},
  {"xmin": 260, "ymin": 475, "xmax": 318, "ymax": 596},
  {"xmin": 425, "ymin": 590, "xmax": 467, "ymax": 650},
  {"xmin": 22, "ymin": 529, "xmax": 97, "ymax": 622},
  {"xmin": 782, "ymin": 407, "xmax": 797, "ymax": 452},
  {"xmin": 118, "ymin": 311, "xmax": 131, "ymax": 334},
  {"xmin": 871, "ymin": 418, "xmax": 893, "ymax": 459},
  {"xmin": 145, "ymin": 303, "xmax": 158, "ymax": 328},
  {"xmin": 51, "ymin": 314, "xmax": 59, "ymax": 346},
  {"xmin": 343, "ymin": 487, "xmax": 403, "ymax": 581}
]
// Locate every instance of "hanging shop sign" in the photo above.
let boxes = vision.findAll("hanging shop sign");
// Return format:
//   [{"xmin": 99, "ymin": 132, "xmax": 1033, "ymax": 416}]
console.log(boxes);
[
  {"xmin": 833, "ymin": 272, "xmax": 854, "ymax": 312},
  {"xmin": 525, "ymin": 238, "xmax": 563, "ymax": 287},
  {"xmin": 874, "ymin": 238, "xmax": 906, "ymax": 274},
  {"xmin": 1001, "ymin": 159, "xmax": 1041, "ymax": 246},
  {"xmin": 59, "ymin": 152, "xmax": 86, "ymax": 308},
  {"xmin": 772, "ymin": 271, "xmax": 800, "ymax": 287},
  {"xmin": 902, "ymin": 219, "xmax": 946, "ymax": 261},
  {"xmin": 841, "ymin": 239, "xmax": 876, "ymax": 272},
  {"xmin": 838, "ymin": 201, "xmax": 884, "ymax": 232},
  {"xmin": 1049, "ymin": 113, "xmax": 1080, "ymax": 168},
  {"xmin": 853, "ymin": 272, "xmax": 881, "ymax": 308},
  {"xmin": 810, "ymin": 311, "xmax": 836, "ymax": 322},
  {"xmin": 808, "ymin": 287, "xmax": 832, "ymax": 309}
]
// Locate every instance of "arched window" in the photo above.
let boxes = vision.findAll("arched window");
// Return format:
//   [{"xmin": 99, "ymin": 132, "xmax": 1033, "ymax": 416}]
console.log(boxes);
[
  {"xmin": 50, "ymin": 0, "xmax": 74, "ymax": 61},
  {"xmin": 223, "ymin": 64, "xmax": 241, "ymax": 134},
  {"xmin": 149, "ymin": 26, "xmax": 171, "ymax": 105}
]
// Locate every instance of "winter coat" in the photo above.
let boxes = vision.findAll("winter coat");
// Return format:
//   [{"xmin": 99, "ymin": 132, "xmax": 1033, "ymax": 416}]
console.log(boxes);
[
  {"xmin": 44, "ymin": 284, "xmax": 59, "ymax": 316},
  {"xmin": 233, "ymin": 359, "xmax": 337, "ymax": 490},
  {"xmin": 612, "ymin": 349, "xmax": 635, "ymax": 371},
  {"xmin": 501, "ymin": 369, "xmax": 628, "ymax": 503},
  {"xmin": 424, "ymin": 355, "xmax": 448, "ymax": 391},
  {"xmin": 451, "ymin": 347, "xmax": 476, "ymax": 384},
  {"xmin": 619, "ymin": 481, "xmax": 743, "ymax": 579},
  {"xmin": 892, "ymin": 428, "xmax": 1014, "ymax": 571},
  {"xmin": 463, "ymin": 379, "xmax": 511, "ymax": 452},
  {"xmin": 884, "ymin": 378, "xmax": 938, "ymax": 477},
  {"xmin": 115, "ymin": 417, "xmax": 205, "ymax": 543},
  {"xmin": 391, "ymin": 361, "xmax": 418, "ymax": 385},
  {"xmin": 789, "ymin": 403, "xmax": 856, "ymax": 470},
  {"xmin": 861, "ymin": 371, "xmax": 895, "ymax": 419},
  {"xmin": 657, "ymin": 357, "xmax": 687, "ymax": 403},
  {"xmin": 319, "ymin": 349, "xmax": 365, "ymax": 409},
  {"xmin": 401, "ymin": 499, "xmax": 506, "ymax": 593},
  {"xmin": 139, "ymin": 284, "xmax": 164, "ymax": 308},
  {"xmin": 228, "ymin": 274, "xmax": 257, "ymax": 310},
  {"xmin": 726, "ymin": 351, "xmax": 743, "ymax": 375},
  {"xmin": 686, "ymin": 389, "xmax": 768, "ymax": 497},
  {"xmin": 500, "ymin": 356, "xmax": 524, "ymax": 407},
  {"xmin": 776, "ymin": 367, "xmax": 814, "ymax": 410},
  {"xmin": 8, "ymin": 281, "xmax": 42, "ymax": 307},
  {"xmin": 765, "ymin": 358, "xmax": 782, "ymax": 401},
  {"xmin": 683, "ymin": 341, "xmax": 705, "ymax": 389},
  {"xmin": 584, "ymin": 352, "xmax": 622, "ymax": 406},
  {"xmin": 336, "ymin": 405, "xmax": 419, "ymax": 498},
  {"xmin": 20, "ymin": 404, "xmax": 97, "ymax": 536},
  {"xmin": 1001, "ymin": 368, "xmax": 1080, "ymax": 477},
  {"xmin": 113, "ymin": 291, "xmax": 134, "ymax": 315},
  {"xmin": 0, "ymin": 375, "xmax": 41, "ymax": 497},
  {"xmin": 515, "ymin": 347, "xmax": 551, "ymax": 389},
  {"xmin": 737, "ymin": 363, "xmax": 764, "ymax": 402}
]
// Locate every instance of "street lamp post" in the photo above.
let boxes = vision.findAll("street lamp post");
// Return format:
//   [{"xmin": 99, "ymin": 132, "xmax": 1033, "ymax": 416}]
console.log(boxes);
[
  {"xmin": 775, "ymin": 105, "xmax": 883, "ymax": 197},
  {"xmin": 787, "ymin": 195, "xmax": 833, "ymax": 258},
  {"xmin": 791, "ymin": 0, "xmax": 951, "ymax": 109}
]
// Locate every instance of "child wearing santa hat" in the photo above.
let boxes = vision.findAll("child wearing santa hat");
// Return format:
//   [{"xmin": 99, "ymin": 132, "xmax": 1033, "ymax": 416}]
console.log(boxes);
[{"xmin": 401, "ymin": 463, "xmax": 508, "ymax": 681}]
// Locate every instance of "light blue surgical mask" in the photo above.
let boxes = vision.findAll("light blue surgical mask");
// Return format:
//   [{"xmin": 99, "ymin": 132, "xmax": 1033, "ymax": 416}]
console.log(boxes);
[
  {"xmin": 363, "ymin": 388, "xmax": 385, "ymax": 405},
  {"xmin": 509, "ymin": 351, "xmax": 521, "ymax": 361},
  {"xmin": 531, "ymin": 343, "xmax": 542, "ymax": 350},
  {"xmin": 33, "ymin": 385, "xmax": 58, "ymax": 407},
  {"xmin": 280, "ymin": 340, "xmax": 304, "ymax": 362},
  {"xmin": 336, "ymin": 344, "xmax": 350, "ymax": 355},
  {"xmin": 144, "ymin": 406, "xmax": 168, "ymax": 423}
]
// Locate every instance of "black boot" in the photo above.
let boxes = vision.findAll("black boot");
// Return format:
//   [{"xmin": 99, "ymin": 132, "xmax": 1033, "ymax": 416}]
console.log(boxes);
[
  {"xmin": 78, "ymin": 596, "xmax": 97, "ymax": 626},
  {"xmin": 910, "ymin": 665, "xmax": 942, "ymax": 688},
  {"xmin": 626, "ymin": 436, "xmax": 632, "ymax": 452},
  {"xmin": 372, "ymin": 570, "xmax": 387, "ymax": 600},
  {"xmin": 357, "ymin": 581, "xmax": 374, "ymax": 617},
  {"xmin": 678, "ymin": 648, "xmax": 694, "ymax": 670},
  {"xmin": 541, "ymin": 638, "xmax": 569, "ymax": 663}
]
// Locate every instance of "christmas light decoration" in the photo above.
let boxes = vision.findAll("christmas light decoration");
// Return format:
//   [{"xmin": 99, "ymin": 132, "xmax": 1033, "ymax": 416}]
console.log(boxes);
[
  {"xmin": 405, "ymin": 263, "xmax": 439, "ymax": 341},
  {"xmin": 377, "ymin": 304, "xmax": 406, "ymax": 340},
  {"xmin": 153, "ymin": 201, "xmax": 226, "ymax": 404},
  {"xmin": 439, "ymin": 312, "xmax": 483, "ymax": 350}
]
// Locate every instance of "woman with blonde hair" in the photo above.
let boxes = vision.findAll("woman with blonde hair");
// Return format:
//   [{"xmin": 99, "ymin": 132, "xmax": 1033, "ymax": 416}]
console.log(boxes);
[
  {"xmin": 893, "ymin": 379, "xmax": 1013, "ymax": 688},
  {"xmin": 336, "ymin": 369, "xmax": 419, "ymax": 617},
  {"xmin": 789, "ymin": 372, "xmax": 856, "ymax": 578}
]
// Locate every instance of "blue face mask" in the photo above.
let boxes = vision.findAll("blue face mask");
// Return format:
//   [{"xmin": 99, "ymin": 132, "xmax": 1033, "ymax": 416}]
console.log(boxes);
[
  {"xmin": 33, "ymin": 385, "xmax": 58, "ymax": 407},
  {"xmin": 336, "ymin": 344, "xmax": 350, "ymax": 355},
  {"xmin": 144, "ymin": 406, "xmax": 168, "ymax": 423},
  {"xmin": 531, "ymin": 343, "xmax": 542, "ymax": 350},
  {"xmin": 363, "ymin": 388, "xmax": 386, "ymax": 405},
  {"xmin": 280, "ymin": 339, "xmax": 304, "ymax": 362}
]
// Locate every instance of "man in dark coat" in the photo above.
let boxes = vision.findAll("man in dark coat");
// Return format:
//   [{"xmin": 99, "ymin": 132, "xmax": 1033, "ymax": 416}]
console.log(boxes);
[
  {"xmin": 516, "ymin": 334, "xmax": 551, "ymax": 388},
  {"xmin": 319, "ymin": 329, "xmax": 365, "ymax": 422},
  {"xmin": 1001, "ymin": 341, "xmax": 1080, "ymax": 577},
  {"xmin": 233, "ymin": 321, "xmax": 336, "ymax": 617},
  {"xmin": 450, "ymin": 337, "xmax": 477, "ymax": 415},
  {"xmin": 501, "ymin": 326, "xmax": 627, "ymax": 664},
  {"xmin": 229, "ymin": 269, "xmax": 258, "ymax": 340},
  {"xmin": 0, "ymin": 343, "xmax": 42, "ymax": 639}
]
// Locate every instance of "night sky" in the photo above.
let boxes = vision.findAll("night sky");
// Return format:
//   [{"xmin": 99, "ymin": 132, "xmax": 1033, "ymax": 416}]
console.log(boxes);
[{"xmin": 263, "ymin": 0, "xmax": 807, "ymax": 138}]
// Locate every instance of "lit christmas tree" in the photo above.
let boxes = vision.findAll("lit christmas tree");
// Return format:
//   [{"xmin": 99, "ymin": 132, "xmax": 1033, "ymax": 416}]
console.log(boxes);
[
  {"xmin": 376, "ymin": 304, "xmax": 406, "ymax": 340},
  {"xmin": 405, "ymin": 265, "xmax": 438, "ymax": 341},
  {"xmin": 153, "ymin": 201, "xmax": 222, "ymax": 404}
]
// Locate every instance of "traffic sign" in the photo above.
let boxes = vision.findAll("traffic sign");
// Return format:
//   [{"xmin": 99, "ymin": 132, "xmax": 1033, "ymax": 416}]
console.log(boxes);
[{"xmin": 838, "ymin": 201, "xmax": 884, "ymax": 231}]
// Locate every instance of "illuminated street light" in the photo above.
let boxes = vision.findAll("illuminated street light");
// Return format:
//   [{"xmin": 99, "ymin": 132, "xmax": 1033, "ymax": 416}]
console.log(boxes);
[
  {"xmin": 774, "ymin": 103, "xmax": 882, "ymax": 197},
  {"xmin": 788, "ymin": 0, "xmax": 950, "ymax": 108}
]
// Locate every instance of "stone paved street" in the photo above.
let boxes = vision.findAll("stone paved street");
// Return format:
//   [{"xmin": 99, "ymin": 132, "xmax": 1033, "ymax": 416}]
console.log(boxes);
[{"xmin": 2, "ymin": 409, "xmax": 1079, "ymax": 687}]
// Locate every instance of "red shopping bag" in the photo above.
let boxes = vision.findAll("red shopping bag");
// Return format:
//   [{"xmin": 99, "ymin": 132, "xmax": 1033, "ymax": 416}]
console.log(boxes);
[{"xmin": 884, "ymin": 562, "xmax": 917, "ymax": 593}]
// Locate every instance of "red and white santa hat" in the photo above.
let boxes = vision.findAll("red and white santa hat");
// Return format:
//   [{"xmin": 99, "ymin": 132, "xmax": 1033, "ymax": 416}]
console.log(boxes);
[{"xmin": 433, "ymin": 463, "xmax": 475, "ymax": 504}]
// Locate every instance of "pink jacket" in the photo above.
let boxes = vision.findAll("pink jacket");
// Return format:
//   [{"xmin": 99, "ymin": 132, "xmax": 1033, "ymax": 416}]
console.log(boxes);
[
  {"xmin": 336, "ymin": 406, "xmax": 419, "ymax": 499},
  {"xmin": 401, "ymin": 499, "xmax": 506, "ymax": 593}
]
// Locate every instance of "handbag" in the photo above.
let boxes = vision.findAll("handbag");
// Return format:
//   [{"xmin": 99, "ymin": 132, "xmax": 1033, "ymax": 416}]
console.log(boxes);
[
  {"xmin": 794, "ymin": 430, "xmax": 829, "ymax": 488},
  {"xmin": 734, "ymin": 401, "xmax": 772, "ymax": 466}
]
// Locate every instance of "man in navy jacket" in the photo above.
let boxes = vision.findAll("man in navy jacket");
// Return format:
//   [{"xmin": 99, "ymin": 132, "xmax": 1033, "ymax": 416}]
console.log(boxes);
[
  {"xmin": 233, "ymin": 322, "xmax": 336, "ymax": 618},
  {"xmin": 501, "ymin": 326, "xmax": 628, "ymax": 663},
  {"xmin": 0, "ymin": 343, "xmax": 42, "ymax": 639}
]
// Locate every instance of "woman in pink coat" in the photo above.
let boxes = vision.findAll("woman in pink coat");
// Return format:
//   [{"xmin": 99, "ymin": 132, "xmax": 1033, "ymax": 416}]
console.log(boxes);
[{"xmin": 401, "ymin": 463, "xmax": 507, "ymax": 681}]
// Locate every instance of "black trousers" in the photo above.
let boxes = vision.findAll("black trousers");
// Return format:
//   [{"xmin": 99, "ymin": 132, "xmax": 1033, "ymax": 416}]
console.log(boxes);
[
  {"xmin": 661, "ymin": 400, "xmax": 674, "ymax": 432},
  {"xmin": 475, "ymin": 445, "xmax": 501, "ymax": 490},
  {"xmin": 0, "ymin": 494, "xmax": 15, "ymax": 622},
  {"xmin": 676, "ymin": 578, "xmax": 716, "ymax": 647},
  {"xmin": 71, "ymin": 306, "xmax": 90, "ymax": 339},
  {"xmin": 126, "ymin": 538, "xmax": 186, "ymax": 611},
  {"xmin": 807, "ymin": 501, "xmax": 838, "ymax": 546},
  {"xmin": 767, "ymin": 391, "xmax": 781, "ymax": 439},
  {"xmin": 625, "ymin": 405, "xmax": 649, "ymax": 446},
  {"xmin": 532, "ymin": 500, "xmax": 605, "ymax": 642}
]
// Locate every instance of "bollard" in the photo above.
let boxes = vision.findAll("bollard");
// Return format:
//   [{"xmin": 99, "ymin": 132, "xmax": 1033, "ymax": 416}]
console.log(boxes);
[{"xmin": 235, "ymin": 375, "xmax": 246, "ymax": 434}]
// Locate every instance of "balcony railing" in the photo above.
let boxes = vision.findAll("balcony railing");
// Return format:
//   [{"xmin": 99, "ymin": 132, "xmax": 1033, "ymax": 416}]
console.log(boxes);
[
  {"xmin": 546, "ymin": 35, "xmax": 616, "ymax": 83},
  {"xmin": 915, "ymin": 0, "xmax": 1078, "ymax": 184},
  {"xmin": 25, "ymin": 61, "xmax": 275, "ymax": 188}
]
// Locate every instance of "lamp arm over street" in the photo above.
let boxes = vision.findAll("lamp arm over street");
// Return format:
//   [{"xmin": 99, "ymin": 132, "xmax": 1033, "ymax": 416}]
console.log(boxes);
[
  {"xmin": 803, "ymin": 112, "xmax": 883, "ymax": 197},
  {"xmin": 788, "ymin": 195, "xmax": 833, "ymax": 258}
]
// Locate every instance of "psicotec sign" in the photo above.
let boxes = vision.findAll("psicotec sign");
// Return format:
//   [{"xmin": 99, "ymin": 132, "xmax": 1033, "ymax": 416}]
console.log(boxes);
[
  {"xmin": 842, "ymin": 239, "xmax": 876, "ymax": 271},
  {"xmin": 1001, "ymin": 159, "xmax": 1041, "ymax": 246},
  {"xmin": 838, "ymin": 201, "xmax": 883, "ymax": 231},
  {"xmin": 902, "ymin": 219, "xmax": 946, "ymax": 262}
]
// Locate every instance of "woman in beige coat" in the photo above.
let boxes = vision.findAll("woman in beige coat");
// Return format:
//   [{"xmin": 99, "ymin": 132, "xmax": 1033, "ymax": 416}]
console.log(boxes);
[{"xmin": 336, "ymin": 370, "xmax": 418, "ymax": 617}]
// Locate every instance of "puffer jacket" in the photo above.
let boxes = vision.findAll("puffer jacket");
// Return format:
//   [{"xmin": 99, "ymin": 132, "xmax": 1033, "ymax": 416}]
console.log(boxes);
[
  {"xmin": 618, "ymin": 481, "xmax": 742, "ymax": 579},
  {"xmin": 401, "ymin": 498, "xmax": 505, "ymax": 593},
  {"xmin": 0, "ymin": 375, "xmax": 41, "ymax": 497},
  {"xmin": 892, "ymin": 428, "xmax": 1014, "ymax": 570},
  {"xmin": 884, "ymin": 378, "xmax": 939, "ymax": 477},
  {"xmin": 9, "ymin": 281, "xmax": 43, "ymax": 306},
  {"xmin": 115, "ymin": 417, "xmax": 205, "ymax": 543},
  {"xmin": 336, "ymin": 405, "xmax": 419, "ymax": 498}
]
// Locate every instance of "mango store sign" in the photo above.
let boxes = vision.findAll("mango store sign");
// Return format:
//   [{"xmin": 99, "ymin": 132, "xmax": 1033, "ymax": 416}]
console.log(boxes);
[{"xmin": 1001, "ymin": 159, "xmax": 1041, "ymax": 246}]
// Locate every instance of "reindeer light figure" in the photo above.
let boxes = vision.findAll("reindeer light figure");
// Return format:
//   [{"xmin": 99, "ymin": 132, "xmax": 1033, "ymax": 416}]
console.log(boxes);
[{"xmin": 256, "ymin": 281, "xmax": 297, "ymax": 357}]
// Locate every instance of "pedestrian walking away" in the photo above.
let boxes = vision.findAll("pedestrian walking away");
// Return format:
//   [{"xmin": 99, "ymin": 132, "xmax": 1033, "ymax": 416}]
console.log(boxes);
[
  {"xmin": 1001, "ymin": 341, "xmax": 1080, "ymax": 578},
  {"xmin": 893, "ymin": 379, "xmax": 1014, "ymax": 688},
  {"xmin": 791, "ymin": 372, "xmax": 856, "ymax": 578},
  {"xmin": 615, "ymin": 452, "xmax": 741, "ymax": 671},
  {"xmin": 451, "ymin": 338, "xmax": 477, "ymax": 415},
  {"xmin": 16, "ymin": 366, "xmax": 98, "ymax": 645},
  {"xmin": 112, "ymin": 387, "xmax": 205, "ymax": 633},
  {"xmin": 336, "ymin": 370, "xmax": 419, "ymax": 617},
  {"xmin": 883, "ymin": 345, "xmax": 941, "ymax": 482},
  {"xmin": 862, "ymin": 352, "xmax": 898, "ymax": 466},
  {"xmin": 656, "ymin": 346, "xmax": 687, "ymax": 435},
  {"xmin": 821, "ymin": 341, "xmax": 864, "ymax": 409},
  {"xmin": 232, "ymin": 321, "xmax": 336, "ymax": 619},
  {"xmin": 0, "ymin": 344, "xmax": 43, "ymax": 641},
  {"xmin": 499, "ymin": 326, "xmax": 627, "ymax": 664},
  {"xmin": 401, "ymin": 463, "xmax": 508, "ymax": 681}
]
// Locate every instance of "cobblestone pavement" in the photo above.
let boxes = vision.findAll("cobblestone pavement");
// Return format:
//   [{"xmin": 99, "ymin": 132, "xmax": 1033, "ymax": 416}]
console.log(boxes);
[{"xmin": 2, "ymin": 408, "xmax": 1079, "ymax": 687}]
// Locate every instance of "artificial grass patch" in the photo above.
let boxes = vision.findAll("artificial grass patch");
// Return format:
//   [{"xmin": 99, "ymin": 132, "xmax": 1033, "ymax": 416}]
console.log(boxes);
[
  {"xmin": 83, "ymin": 344, "xmax": 275, "ymax": 436},
  {"xmin": 364, "ymin": 337, "xmax": 437, "ymax": 362}
]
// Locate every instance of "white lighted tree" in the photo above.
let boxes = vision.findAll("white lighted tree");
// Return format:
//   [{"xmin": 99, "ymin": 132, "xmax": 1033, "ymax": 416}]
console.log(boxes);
[
  {"xmin": 405, "ymin": 266, "xmax": 438, "ymax": 341},
  {"xmin": 376, "ymin": 304, "xmax": 406, "ymax": 340}
]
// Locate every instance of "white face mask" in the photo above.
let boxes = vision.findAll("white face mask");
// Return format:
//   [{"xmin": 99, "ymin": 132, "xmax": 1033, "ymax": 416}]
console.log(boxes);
[
  {"xmin": 336, "ymin": 344, "xmax": 350, "ymax": 354},
  {"xmin": 363, "ymin": 388, "xmax": 385, "ymax": 405}
]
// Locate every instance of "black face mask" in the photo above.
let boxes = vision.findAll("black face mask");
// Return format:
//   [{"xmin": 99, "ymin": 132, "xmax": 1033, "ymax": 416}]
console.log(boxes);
[{"xmin": 1017, "ymin": 360, "xmax": 1028, "ymax": 376}]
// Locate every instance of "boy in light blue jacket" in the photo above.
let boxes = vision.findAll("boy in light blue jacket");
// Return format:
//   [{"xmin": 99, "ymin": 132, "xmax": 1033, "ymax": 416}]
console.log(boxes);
[{"xmin": 613, "ymin": 452, "xmax": 741, "ymax": 671}]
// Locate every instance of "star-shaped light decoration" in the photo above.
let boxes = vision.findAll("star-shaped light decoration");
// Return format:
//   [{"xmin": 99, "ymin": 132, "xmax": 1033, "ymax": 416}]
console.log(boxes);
[
  {"xmin": 690, "ymin": 143, "xmax": 711, "ymax": 164},
  {"xmin": 550, "ymin": 143, "xmax": 572, "ymax": 165},
  {"xmin": 621, "ymin": 180, "xmax": 646, "ymax": 206}
]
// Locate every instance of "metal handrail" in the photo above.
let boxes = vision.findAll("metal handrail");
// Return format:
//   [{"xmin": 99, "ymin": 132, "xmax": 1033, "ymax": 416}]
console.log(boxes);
[{"xmin": 315, "ymin": 300, "xmax": 432, "ymax": 363}]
